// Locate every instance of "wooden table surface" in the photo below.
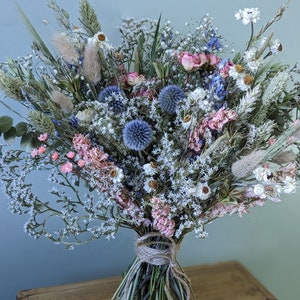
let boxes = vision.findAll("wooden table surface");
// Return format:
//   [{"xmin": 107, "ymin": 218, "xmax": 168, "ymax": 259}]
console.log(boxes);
[{"xmin": 16, "ymin": 261, "xmax": 277, "ymax": 300}]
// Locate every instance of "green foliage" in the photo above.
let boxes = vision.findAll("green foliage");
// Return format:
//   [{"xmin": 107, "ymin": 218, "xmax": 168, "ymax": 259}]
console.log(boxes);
[
  {"xmin": 0, "ymin": 116, "xmax": 13, "ymax": 133},
  {"xmin": 0, "ymin": 116, "xmax": 37, "ymax": 146}
]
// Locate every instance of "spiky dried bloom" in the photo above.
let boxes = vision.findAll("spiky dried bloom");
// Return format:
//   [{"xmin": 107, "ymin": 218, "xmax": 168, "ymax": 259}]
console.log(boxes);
[
  {"xmin": 52, "ymin": 33, "xmax": 79, "ymax": 64},
  {"xmin": 262, "ymin": 71, "xmax": 290, "ymax": 105},
  {"xmin": 50, "ymin": 89, "xmax": 74, "ymax": 113},
  {"xmin": 82, "ymin": 43, "xmax": 101, "ymax": 84},
  {"xmin": 28, "ymin": 110, "xmax": 55, "ymax": 135},
  {"xmin": 0, "ymin": 71, "xmax": 24, "ymax": 100},
  {"xmin": 232, "ymin": 150, "xmax": 266, "ymax": 178}
]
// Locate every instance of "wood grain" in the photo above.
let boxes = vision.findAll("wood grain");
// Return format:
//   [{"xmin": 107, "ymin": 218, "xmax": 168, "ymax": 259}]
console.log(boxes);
[{"xmin": 16, "ymin": 261, "xmax": 277, "ymax": 300}]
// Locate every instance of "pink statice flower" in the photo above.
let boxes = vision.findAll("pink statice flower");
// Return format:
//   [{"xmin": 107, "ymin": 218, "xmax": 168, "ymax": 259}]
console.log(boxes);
[
  {"xmin": 207, "ymin": 108, "xmax": 237, "ymax": 131},
  {"xmin": 188, "ymin": 108, "xmax": 237, "ymax": 152},
  {"xmin": 150, "ymin": 197, "xmax": 175, "ymax": 237}
]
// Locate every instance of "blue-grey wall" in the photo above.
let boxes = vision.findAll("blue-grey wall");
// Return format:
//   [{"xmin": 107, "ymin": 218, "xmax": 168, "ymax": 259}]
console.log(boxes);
[{"xmin": 0, "ymin": 1, "xmax": 300, "ymax": 299}]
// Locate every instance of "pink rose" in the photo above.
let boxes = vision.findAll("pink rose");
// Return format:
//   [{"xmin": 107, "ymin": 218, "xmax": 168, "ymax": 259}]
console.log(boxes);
[
  {"xmin": 61, "ymin": 162, "xmax": 73, "ymax": 173},
  {"xmin": 125, "ymin": 72, "xmax": 145, "ymax": 86},
  {"xmin": 179, "ymin": 52, "xmax": 201, "ymax": 72},
  {"xmin": 207, "ymin": 54, "xmax": 221, "ymax": 68}
]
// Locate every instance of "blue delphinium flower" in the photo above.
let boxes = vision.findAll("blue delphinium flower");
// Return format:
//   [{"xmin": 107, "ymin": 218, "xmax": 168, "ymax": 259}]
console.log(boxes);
[
  {"xmin": 206, "ymin": 30, "xmax": 223, "ymax": 51},
  {"xmin": 98, "ymin": 86, "xmax": 125, "ymax": 113},
  {"xmin": 209, "ymin": 71, "xmax": 227, "ymax": 108},
  {"xmin": 123, "ymin": 119, "xmax": 153, "ymax": 151},
  {"xmin": 70, "ymin": 114, "xmax": 79, "ymax": 129},
  {"xmin": 158, "ymin": 85, "xmax": 185, "ymax": 114}
]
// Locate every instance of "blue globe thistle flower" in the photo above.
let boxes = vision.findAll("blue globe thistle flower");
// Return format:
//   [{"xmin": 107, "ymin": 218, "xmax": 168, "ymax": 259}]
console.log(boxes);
[
  {"xmin": 158, "ymin": 85, "xmax": 185, "ymax": 114},
  {"xmin": 123, "ymin": 120, "xmax": 153, "ymax": 151},
  {"xmin": 98, "ymin": 86, "xmax": 125, "ymax": 113}
]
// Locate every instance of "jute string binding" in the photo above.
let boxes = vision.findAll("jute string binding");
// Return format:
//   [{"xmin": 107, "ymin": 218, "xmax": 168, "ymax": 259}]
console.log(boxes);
[{"xmin": 122, "ymin": 232, "xmax": 192, "ymax": 299}]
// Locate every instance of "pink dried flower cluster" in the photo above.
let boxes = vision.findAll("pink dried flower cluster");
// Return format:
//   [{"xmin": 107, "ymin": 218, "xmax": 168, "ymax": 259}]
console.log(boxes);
[
  {"xmin": 202, "ymin": 202, "xmax": 249, "ymax": 221},
  {"xmin": 179, "ymin": 51, "xmax": 220, "ymax": 72},
  {"xmin": 189, "ymin": 108, "xmax": 237, "ymax": 152},
  {"xmin": 150, "ymin": 197, "xmax": 175, "ymax": 237}
]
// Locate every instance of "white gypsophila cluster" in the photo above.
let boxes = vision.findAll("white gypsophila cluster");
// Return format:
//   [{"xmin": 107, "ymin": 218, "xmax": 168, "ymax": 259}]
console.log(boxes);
[
  {"xmin": 187, "ymin": 88, "xmax": 213, "ymax": 113},
  {"xmin": 262, "ymin": 71, "xmax": 290, "ymax": 105},
  {"xmin": 154, "ymin": 133, "xmax": 181, "ymax": 174},
  {"xmin": 236, "ymin": 85, "xmax": 260, "ymax": 116}
]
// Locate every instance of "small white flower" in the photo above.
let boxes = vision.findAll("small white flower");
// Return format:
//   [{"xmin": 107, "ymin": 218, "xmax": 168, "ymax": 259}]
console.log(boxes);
[
  {"xmin": 236, "ymin": 77, "xmax": 251, "ymax": 91},
  {"xmin": 195, "ymin": 182, "xmax": 211, "ymax": 200},
  {"xmin": 229, "ymin": 65, "xmax": 242, "ymax": 80},
  {"xmin": 110, "ymin": 167, "xmax": 124, "ymax": 183},
  {"xmin": 143, "ymin": 162, "xmax": 157, "ymax": 176},
  {"xmin": 282, "ymin": 176, "xmax": 297, "ymax": 193},
  {"xmin": 235, "ymin": 8, "xmax": 260, "ymax": 25},
  {"xmin": 253, "ymin": 167, "xmax": 273, "ymax": 183},
  {"xmin": 88, "ymin": 32, "xmax": 113, "ymax": 51},
  {"xmin": 253, "ymin": 184, "xmax": 265, "ymax": 196},
  {"xmin": 143, "ymin": 177, "xmax": 158, "ymax": 193}
]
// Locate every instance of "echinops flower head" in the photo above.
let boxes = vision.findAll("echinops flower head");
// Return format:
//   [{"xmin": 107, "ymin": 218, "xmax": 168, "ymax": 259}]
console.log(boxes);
[
  {"xmin": 158, "ymin": 85, "xmax": 185, "ymax": 114},
  {"xmin": 123, "ymin": 119, "xmax": 153, "ymax": 151}
]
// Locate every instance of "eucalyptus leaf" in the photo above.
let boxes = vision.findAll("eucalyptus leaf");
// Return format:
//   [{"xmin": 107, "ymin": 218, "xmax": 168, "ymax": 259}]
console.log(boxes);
[
  {"xmin": 0, "ymin": 115, "xmax": 13, "ymax": 133},
  {"xmin": 4, "ymin": 127, "xmax": 16, "ymax": 144},
  {"xmin": 15, "ymin": 122, "xmax": 28, "ymax": 137},
  {"xmin": 20, "ymin": 132, "xmax": 33, "ymax": 148}
]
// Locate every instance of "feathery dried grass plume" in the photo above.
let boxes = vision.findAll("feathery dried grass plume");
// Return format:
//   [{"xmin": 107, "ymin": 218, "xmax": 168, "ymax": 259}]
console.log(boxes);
[
  {"xmin": 232, "ymin": 150, "xmax": 266, "ymax": 178},
  {"xmin": 52, "ymin": 33, "xmax": 79, "ymax": 65},
  {"xmin": 50, "ymin": 90, "xmax": 74, "ymax": 113},
  {"xmin": 82, "ymin": 43, "xmax": 102, "ymax": 84},
  {"xmin": 272, "ymin": 150, "xmax": 297, "ymax": 165}
]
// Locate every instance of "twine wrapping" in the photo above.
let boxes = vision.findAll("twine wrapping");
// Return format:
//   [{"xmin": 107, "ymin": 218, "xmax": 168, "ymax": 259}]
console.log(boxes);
[{"xmin": 121, "ymin": 232, "xmax": 192, "ymax": 299}]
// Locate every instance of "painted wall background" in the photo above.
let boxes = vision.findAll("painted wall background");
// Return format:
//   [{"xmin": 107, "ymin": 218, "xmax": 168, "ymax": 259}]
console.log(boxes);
[{"xmin": 0, "ymin": 0, "xmax": 299, "ymax": 299}]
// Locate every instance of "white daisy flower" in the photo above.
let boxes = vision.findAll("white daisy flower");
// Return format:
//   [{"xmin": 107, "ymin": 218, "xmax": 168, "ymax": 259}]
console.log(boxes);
[{"xmin": 195, "ymin": 182, "xmax": 211, "ymax": 200}]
